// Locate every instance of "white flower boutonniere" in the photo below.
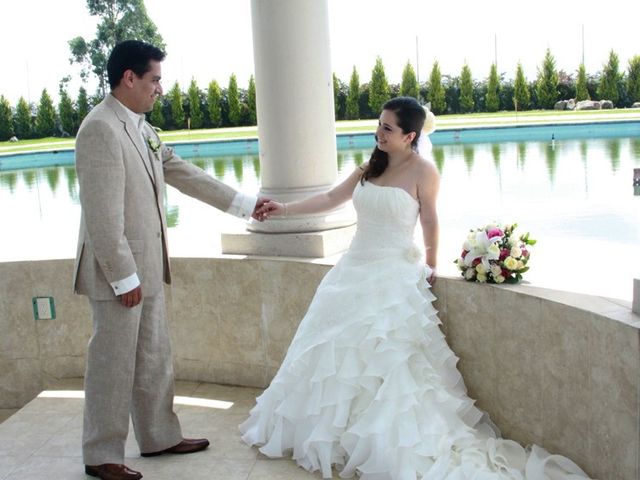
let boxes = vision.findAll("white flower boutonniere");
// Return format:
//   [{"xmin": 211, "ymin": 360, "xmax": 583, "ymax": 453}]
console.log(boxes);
[{"xmin": 145, "ymin": 136, "xmax": 161, "ymax": 156}]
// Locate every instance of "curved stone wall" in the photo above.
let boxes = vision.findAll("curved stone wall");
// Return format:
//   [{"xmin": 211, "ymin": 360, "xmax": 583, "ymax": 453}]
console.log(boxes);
[{"xmin": 0, "ymin": 257, "xmax": 637, "ymax": 479}]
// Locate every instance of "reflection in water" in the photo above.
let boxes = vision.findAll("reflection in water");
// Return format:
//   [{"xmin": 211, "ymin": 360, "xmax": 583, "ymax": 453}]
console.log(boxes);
[
  {"xmin": 0, "ymin": 171, "xmax": 17, "ymax": 193},
  {"xmin": 213, "ymin": 158, "xmax": 226, "ymax": 180},
  {"xmin": 516, "ymin": 142, "xmax": 527, "ymax": 170},
  {"xmin": 607, "ymin": 139, "xmax": 620, "ymax": 171},
  {"xmin": 354, "ymin": 151, "xmax": 365, "ymax": 166},
  {"xmin": 22, "ymin": 170, "xmax": 37, "ymax": 189},
  {"xmin": 192, "ymin": 158, "xmax": 206, "ymax": 171},
  {"xmin": 462, "ymin": 145, "xmax": 474, "ymax": 172},
  {"xmin": 632, "ymin": 138, "xmax": 640, "ymax": 159},
  {"xmin": 491, "ymin": 143, "xmax": 501, "ymax": 171},
  {"xmin": 580, "ymin": 141, "xmax": 589, "ymax": 196},
  {"xmin": 432, "ymin": 147, "xmax": 445, "ymax": 174},
  {"xmin": 233, "ymin": 157, "xmax": 243, "ymax": 183},
  {"xmin": 543, "ymin": 143, "xmax": 557, "ymax": 184},
  {"xmin": 64, "ymin": 167, "xmax": 79, "ymax": 202},
  {"xmin": 45, "ymin": 168, "xmax": 60, "ymax": 194},
  {"xmin": 252, "ymin": 156, "xmax": 260, "ymax": 179}
]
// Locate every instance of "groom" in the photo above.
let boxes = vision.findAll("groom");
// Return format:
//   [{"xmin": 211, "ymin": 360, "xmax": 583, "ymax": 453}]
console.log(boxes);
[{"xmin": 73, "ymin": 40, "xmax": 266, "ymax": 480}]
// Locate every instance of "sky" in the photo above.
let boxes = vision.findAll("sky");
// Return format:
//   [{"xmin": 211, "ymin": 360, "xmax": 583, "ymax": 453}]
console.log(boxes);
[{"xmin": 2, "ymin": 0, "xmax": 640, "ymax": 105}]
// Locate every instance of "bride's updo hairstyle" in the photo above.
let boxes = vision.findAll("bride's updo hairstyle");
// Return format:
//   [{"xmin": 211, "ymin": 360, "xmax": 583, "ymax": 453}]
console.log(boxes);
[{"xmin": 362, "ymin": 96, "xmax": 426, "ymax": 182}]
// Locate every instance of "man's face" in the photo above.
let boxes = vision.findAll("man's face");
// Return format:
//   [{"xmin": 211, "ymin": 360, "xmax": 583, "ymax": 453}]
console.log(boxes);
[{"xmin": 130, "ymin": 60, "xmax": 163, "ymax": 114}]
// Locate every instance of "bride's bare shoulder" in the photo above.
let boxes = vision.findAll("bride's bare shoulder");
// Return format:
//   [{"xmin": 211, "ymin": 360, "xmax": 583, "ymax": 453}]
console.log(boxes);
[{"xmin": 412, "ymin": 154, "xmax": 439, "ymax": 179}]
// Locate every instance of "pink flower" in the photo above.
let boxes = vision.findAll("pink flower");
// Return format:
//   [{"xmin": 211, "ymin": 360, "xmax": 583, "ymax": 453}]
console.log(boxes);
[
  {"xmin": 461, "ymin": 250, "xmax": 468, "ymax": 258},
  {"xmin": 499, "ymin": 248, "xmax": 510, "ymax": 260},
  {"xmin": 521, "ymin": 248, "xmax": 529, "ymax": 258},
  {"xmin": 487, "ymin": 227, "xmax": 503, "ymax": 239}
]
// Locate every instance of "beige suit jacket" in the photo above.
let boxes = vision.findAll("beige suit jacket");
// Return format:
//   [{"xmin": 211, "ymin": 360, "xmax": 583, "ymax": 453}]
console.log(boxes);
[{"xmin": 73, "ymin": 94, "xmax": 237, "ymax": 300}]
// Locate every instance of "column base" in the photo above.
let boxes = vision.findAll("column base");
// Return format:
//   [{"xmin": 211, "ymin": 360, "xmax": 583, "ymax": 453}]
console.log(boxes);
[{"xmin": 221, "ymin": 224, "xmax": 356, "ymax": 258}]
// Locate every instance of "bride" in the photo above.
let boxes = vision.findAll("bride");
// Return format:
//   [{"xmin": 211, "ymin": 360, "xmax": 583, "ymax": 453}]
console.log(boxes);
[{"xmin": 240, "ymin": 97, "xmax": 591, "ymax": 480}]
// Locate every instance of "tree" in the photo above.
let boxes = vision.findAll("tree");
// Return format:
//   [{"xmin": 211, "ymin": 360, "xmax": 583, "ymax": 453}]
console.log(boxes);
[
  {"xmin": 14, "ymin": 97, "xmax": 32, "ymax": 139},
  {"xmin": 368, "ymin": 57, "xmax": 390, "ymax": 114},
  {"xmin": 598, "ymin": 50, "xmax": 621, "ymax": 105},
  {"xmin": 513, "ymin": 62, "xmax": 530, "ymax": 110},
  {"xmin": 0, "ymin": 96, "xmax": 14, "ymax": 141},
  {"xmin": 346, "ymin": 67, "xmax": 360, "ymax": 120},
  {"xmin": 207, "ymin": 80, "xmax": 222, "ymax": 127},
  {"xmin": 227, "ymin": 74, "xmax": 241, "ymax": 126},
  {"xmin": 332, "ymin": 73, "xmax": 339, "ymax": 119},
  {"xmin": 485, "ymin": 64, "xmax": 500, "ymax": 112},
  {"xmin": 68, "ymin": 0, "xmax": 165, "ymax": 96},
  {"xmin": 77, "ymin": 86, "xmax": 90, "ymax": 125},
  {"xmin": 168, "ymin": 82, "xmax": 185, "ymax": 129},
  {"xmin": 427, "ymin": 61, "xmax": 446, "ymax": 114},
  {"xmin": 400, "ymin": 61, "xmax": 419, "ymax": 99},
  {"xmin": 535, "ymin": 48, "xmax": 559, "ymax": 109},
  {"xmin": 626, "ymin": 56, "xmax": 640, "ymax": 105},
  {"xmin": 35, "ymin": 89, "xmax": 56, "ymax": 138},
  {"xmin": 575, "ymin": 63, "xmax": 590, "ymax": 101},
  {"xmin": 459, "ymin": 63, "xmax": 474, "ymax": 113},
  {"xmin": 58, "ymin": 86, "xmax": 76, "ymax": 135},
  {"xmin": 149, "ymin": 97, "xmax": 164, "ymax": 128},
  {"xmin": 187, "ymin": 79, "xmax": 203, "ymax": 129},
  {"xmin": 247, "ymin": 75, "xmax": 257, "ymax": 125}
]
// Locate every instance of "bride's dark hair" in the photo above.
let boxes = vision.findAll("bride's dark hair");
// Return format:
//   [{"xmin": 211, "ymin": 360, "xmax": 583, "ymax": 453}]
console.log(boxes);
[{"xmin": 362, "ymin": 96, "xmax": 426, "ymax": 183}]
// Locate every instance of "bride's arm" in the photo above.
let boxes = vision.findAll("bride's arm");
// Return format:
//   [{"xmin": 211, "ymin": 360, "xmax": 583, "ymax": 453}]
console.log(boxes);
[
  {"xmin": 259, "ymin": 165, "xmax": 365, "ymax": 217},
  {"xmin": 417, "ymin": 161, "xmax": 440, "ymax": 277}
]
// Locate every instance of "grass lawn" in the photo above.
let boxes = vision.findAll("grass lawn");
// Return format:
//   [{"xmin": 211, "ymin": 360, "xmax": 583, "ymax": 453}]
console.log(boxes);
[{"xmin": 1, "ymin": 108, "xmax": 639, "ymax": 155}]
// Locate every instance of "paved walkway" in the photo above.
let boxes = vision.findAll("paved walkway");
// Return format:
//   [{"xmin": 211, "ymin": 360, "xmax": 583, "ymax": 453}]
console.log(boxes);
[{"xmin": 0, "ymin": 379, "xmax": 335, "ymax": 480}]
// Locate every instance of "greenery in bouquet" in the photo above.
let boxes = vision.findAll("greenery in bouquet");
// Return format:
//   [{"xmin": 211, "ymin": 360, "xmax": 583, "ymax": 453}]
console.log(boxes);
[{"xmin": 454, "ymin": 223, "xmax": 536, "ymax": 284}]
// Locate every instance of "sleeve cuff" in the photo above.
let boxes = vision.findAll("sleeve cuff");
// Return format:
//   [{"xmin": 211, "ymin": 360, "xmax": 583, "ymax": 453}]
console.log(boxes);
[
  {"xmin": 110, "ymin": 272, "xmax": 140, "ymax": 296},
  {"xmin": 227, "ymin": 192, "xmax": 258, "ymax": 220}
]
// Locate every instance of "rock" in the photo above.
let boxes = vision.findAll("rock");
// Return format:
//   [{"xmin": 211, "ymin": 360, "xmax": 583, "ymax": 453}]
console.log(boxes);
[
  {"xmin": 631, "ymin": 102, "xmax": 640, "ymax": 109},
  {"xmin": 576, "ymin": 100, "xmax": 601, "ymax": 110},
  {"xmin": 9, "ymin": 136, "xmax": 18, "ymax": 142},
  {"xmin": 599, "ymin": 100, "xmax": 614, "ymax": 109},
  {"xmin": 566, "ymin": 99, "xmax": 576, "ymax": 110},
  {"xmin": 554, "ymin": 100, "xmax": 567, "ymax": 110}
]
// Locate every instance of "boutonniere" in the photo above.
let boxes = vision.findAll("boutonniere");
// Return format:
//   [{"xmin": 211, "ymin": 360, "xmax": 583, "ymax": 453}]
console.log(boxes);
[{"xmin": 145, "ymin": 136, "xmax": 161, "ymax": 155}]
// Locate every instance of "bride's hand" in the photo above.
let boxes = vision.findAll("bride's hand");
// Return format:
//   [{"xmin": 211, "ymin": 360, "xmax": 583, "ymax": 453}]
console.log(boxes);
[
  {"xmin": 427, "ymin": 266, "xmax": 437, "ymax": 285},
  {"xmin": 256, "ymin": 200, "xmax": 285, "ymax": 220}
]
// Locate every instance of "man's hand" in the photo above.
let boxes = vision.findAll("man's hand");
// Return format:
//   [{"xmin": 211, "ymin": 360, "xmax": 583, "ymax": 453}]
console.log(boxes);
[
  {"xmin": 252, "ymin": 197, "xmax": 271, "ymax": 221},
  {"xmin": 119, "ymin": 285, "xmax": 142, "ymax": 308}
]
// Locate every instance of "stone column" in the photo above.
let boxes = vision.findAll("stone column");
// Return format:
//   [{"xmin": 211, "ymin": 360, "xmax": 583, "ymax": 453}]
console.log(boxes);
[
  {"xmin": 221, "ymin": 0, "xmax": 356, "ymax": 257},
  {"xmin": 633, "ymin": 278, "xmax": 640, "ymax": 315}
]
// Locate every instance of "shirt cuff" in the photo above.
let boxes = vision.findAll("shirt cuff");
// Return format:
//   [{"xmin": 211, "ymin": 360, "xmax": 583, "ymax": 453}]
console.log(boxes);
[
  {"xmin": 110, "ymin": 272, "xmax": 140, "ymax": 296},
  {"xmin": 227, "ymin": 192, "xmax": 257, "ymax": 220}
]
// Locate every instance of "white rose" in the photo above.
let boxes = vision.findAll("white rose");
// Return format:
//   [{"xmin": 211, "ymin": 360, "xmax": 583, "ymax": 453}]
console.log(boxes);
[
  {"xmin": 475, "ymin": 263, "xmax": 487, "ymax": 274},
  {"xmin": 464, "ymin": 268, "xmax": 476, "ymax": 280},
  {"xmin": 491, "ymin": 264, "xmax": 502, "ymax": 276},
  {"xmin": 495, "ymin": 275, "xmax": 506, "ymax": 283},
  {"xmin": 477, "ymin": 273, "xmax": 488, "ymax": 283},
  {"xmin": 503, "ymin": 256, "xmax": 518, "ymax": 270},
  {"xmin": 516, "ymin": 260, "xmax": 525, "ymax": 270},
  {"xmin": 510, "ymin": 246, "xmax": 522, "ymax": 258}
]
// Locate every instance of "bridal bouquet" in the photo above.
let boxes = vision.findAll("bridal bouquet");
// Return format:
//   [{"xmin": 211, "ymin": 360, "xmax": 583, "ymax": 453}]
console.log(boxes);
[{"xmin": 455, "ymin": 223, "xmax": 536, "ymax": 284}]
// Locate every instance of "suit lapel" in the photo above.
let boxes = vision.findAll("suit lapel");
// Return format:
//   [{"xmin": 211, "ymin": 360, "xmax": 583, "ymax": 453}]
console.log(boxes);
[{"xmin": 106, "ymin": 95, "xmax": 157, "ymax": 187}]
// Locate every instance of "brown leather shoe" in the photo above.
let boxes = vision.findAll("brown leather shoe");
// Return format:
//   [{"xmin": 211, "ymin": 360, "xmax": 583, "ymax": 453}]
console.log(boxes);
[
  {"xmin": 141, "ymin": 438, "xmax": 210, "ymax": 457},
  {"xmin": 85, "ymin": 463, "xmax": 142, "ymax": 480}
]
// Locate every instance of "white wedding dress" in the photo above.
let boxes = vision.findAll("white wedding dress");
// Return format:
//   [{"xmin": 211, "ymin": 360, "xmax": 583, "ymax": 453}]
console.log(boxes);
[{"xmin": 240, "ymin": 181, "xmax": 591, "ymax": 480}]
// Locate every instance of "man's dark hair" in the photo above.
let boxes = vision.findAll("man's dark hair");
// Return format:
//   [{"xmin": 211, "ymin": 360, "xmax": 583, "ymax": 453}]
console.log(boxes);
[{"xmin": 107, "ymin": 40, "xmax": 166, "ymax": 90}]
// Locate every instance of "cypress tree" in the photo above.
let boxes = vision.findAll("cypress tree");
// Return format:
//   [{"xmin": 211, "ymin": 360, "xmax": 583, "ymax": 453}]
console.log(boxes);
[
  {"xmin": 428, "ymin": 61, "xmax": 446, "ymax": 115},
  {"xmin": 535, "ymin": 48, "xmax": 559, "ymax": 109},
  {"xmin": 77, "ymin": 87, "xmax": 90, "ymax": 125},
  {"xmin": 169, "ymin": 82, "xmax": 185, "ymax": 129},
  {"xmin": 227, "ymin": 74, "xmax": 241, "ymax": 126},
  {"xmin": 58, "ymin": 87, "xmax": 76, "ymax": 135},
  {"xmin": 485, "ymin": 63, "xmax": 500, "ymax": 112},
  {"xmin": 459, "ymin": 63, "xmax": 474, "ymax": 113},
  {"xmin": 627, "ymin": 56, "xmax": 640, "ymax": 105},
  {"xmin": 0, "ymin": 96, "xmax": 14, "ymax": 141},
  {"xmin": 207, "ymin": 80, "xmax": 222, "ymax": 127},
  {"xmin": 35, "ymin": 89, "xmax": 56, "ymax": 137},
  {"xmin": 14, "ymin": 97, "xmax": 32, "ymax": 139},
  {"xmin": 187, "ymin": 79, "xmax": 203, "ymax": 129},
  {"xmin": 598, "ymin": 50, "xmax": 621, "ymax": 105},
  {"xmin": 400, "ymin": 61, "xmax": 419, "ymax": 100},
  {"xmin": 513, "ymin": 63, "xmax": 530, "ymax": 110},
  {"xmin": 149, "ymin": 98, "xmax": 165, "ymax": 128},
  {"xmin": 346, "ymin": 66, "xmax": 360, "ymax": 120},
  {"xmin": 369, "ymin": 57, "xmax": 390, "ymax": 115},
  {"xmin": 247, "ymin": 75, "xmax": 257, "ymax": 125},
  {"xmin": 575, "ymin": 63, "xmax": 590, "ymax": 101}
]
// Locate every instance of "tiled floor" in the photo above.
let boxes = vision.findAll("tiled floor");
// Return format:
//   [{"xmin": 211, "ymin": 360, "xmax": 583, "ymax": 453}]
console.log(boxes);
[{"xmin": 0, "ymin": 379, "xmax": 338, "ymax": 480}]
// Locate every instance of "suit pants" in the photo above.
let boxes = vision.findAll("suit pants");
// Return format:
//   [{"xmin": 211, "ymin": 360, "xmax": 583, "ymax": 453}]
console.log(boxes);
[{"xmin": 82, "ymin": 289, "xmax": 183, "ymax": 465}]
